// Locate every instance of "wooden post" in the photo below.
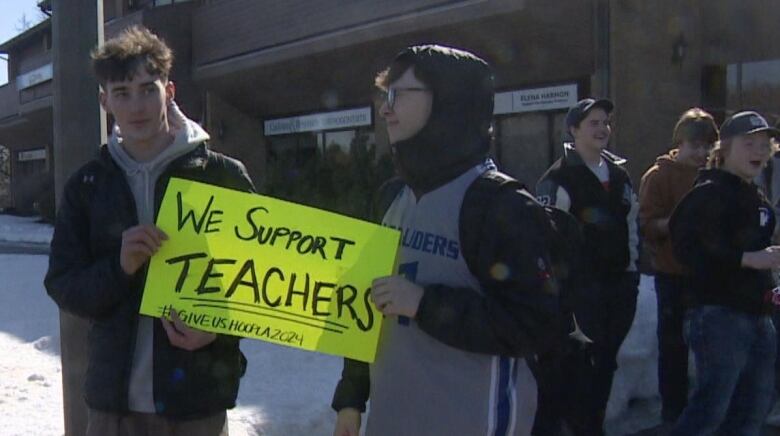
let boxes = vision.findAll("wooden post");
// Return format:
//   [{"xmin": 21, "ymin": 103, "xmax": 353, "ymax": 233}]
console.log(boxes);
[{"xmin": 51, "ymin": 1, "xmax": 105, "ymax": 434}]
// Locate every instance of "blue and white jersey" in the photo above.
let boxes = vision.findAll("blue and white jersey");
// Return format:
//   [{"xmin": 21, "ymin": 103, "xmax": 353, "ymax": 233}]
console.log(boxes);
[{"xmin": 366, "ymin": 162, "xmax": 537, "ymax": 436}]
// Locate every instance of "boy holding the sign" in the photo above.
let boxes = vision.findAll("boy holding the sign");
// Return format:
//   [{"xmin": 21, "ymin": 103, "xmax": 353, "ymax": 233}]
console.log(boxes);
[
  {"xmin": 45, "ymin": 26, "xmax": 254, "ymax": 436},
  {"xmin": 332, "ymin": 45, "xmax": 563, "ymax": 436}
]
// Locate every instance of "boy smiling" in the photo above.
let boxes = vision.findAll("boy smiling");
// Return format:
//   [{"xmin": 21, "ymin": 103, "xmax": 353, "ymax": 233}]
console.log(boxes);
[
  {"xmin": 536, "ymin": 98, "xmax": 640, "ymax": 435},
  {"xmin": 45, "ymin": 26, "xmax": 254, "ymax": 436},
  {"xmin": 669, "ymin": 111, "xmax": 780, "ymax": 435},
  {"xmin": 639, "ymin": 108, "xmax": 718, "ymax": 425}
]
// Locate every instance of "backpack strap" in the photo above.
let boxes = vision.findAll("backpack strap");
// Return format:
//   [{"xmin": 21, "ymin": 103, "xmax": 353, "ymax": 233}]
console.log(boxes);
[
  {"xmin": 479, "ymin": 170, "xmax": 525, "ymax": 192},
  {"xmin": 460, "ymin": 170, "xmax": 526, "ymax": 277}
]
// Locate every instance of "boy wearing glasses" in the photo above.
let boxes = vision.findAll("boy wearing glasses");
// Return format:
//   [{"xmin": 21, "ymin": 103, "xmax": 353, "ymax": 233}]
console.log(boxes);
[
  {"xmin": 639, "ymin": 108, "xmax": 718, "ymax": 426},
  {"xmin": 331, "ymin": 44, "xmax": 562, "ymax": 436}
]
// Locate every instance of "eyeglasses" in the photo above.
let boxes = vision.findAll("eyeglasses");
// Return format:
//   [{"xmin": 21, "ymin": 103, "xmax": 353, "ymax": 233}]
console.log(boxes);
[{"xmin": 384, "ymin": 87, "xmax": 430, "ymax": 110}]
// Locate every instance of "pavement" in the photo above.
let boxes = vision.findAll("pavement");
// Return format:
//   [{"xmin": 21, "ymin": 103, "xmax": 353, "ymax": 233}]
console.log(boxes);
[
  {"xmin": 623, "ymin": 408, "xmax": 780, "ymax": 436},
  {"xmin": 628, "ymin": 425, "xmax": 780, "ymax": 436}
]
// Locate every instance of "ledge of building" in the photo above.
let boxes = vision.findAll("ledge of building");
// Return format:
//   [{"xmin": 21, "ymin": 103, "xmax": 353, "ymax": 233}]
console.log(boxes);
[
  {"xmin": 19, "ymin": 95, "xmax": 52, "ymax": 115},
  {"xmin": 193, "ymin": 0, "xmax": 525, "ymax": 82},
  {"xmin": 0, "ymin": 19, "xmax": 51, "ymax": 52}
]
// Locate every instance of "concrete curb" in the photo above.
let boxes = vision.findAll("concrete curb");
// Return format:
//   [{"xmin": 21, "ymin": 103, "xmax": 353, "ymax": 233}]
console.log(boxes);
[{"xmin": 0, "ymin": 241, "xmax": 51, "ymax": 255}]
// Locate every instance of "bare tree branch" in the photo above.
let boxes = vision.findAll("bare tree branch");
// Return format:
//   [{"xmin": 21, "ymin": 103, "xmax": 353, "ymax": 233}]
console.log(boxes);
[{"xmin": 15, "ymin": 14, "xmax": 32, "ymax": 32}]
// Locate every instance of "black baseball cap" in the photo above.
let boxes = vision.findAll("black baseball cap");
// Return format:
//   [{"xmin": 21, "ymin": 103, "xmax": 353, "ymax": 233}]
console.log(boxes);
[
  {"xmin": 719, "ymin": 111, "xmax": 780, "ymax": 140},
  {"xmin": 565, "ymin": 98, "xmax": 614, "ymax": 129}
]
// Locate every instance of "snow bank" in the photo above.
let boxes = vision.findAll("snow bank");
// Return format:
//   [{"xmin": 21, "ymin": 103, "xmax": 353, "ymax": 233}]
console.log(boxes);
[
  {"xmin": 0, "ymin": 214, "xmax": 53, "ymax": 244},
  {"xmin": 0, "ymin": 254, "xmax": 63, "ymax": 436},
  {"xmin": 605, "ymin": 274, "xmax": 661, "ymax": 434},
  {"xmin": 231, "ymin": 342, "xmax": 341, "ymax": 435},
  {"xmin": 0, "ymin": 252, "xmax": 341, "ymax": 436}
]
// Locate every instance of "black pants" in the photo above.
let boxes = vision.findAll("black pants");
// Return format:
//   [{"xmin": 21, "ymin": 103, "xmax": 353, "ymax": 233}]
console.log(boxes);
[
  {"xmin": 530, "ymin": 343, "xmax": 600, "ymax": 436},
  {"xmin": 654, "ymin": 273, "xmax": 690, "ymax": 422},
  {"xmin": 532, "ymin": 272, "xmax": 638, "ymax": 436}
]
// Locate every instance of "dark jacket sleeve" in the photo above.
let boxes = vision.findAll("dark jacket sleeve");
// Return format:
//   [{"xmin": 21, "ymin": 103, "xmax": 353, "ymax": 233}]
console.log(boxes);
[
  {"xmin": 669, "ymin": 183, "xmax": 743, "ymax": 273},
  {"xmin": 212, "ymin": 151, "xmax": 257, "ymax": 194},
  {"xmin": 331, "ymin": 358, "xmax": 370, "ymax": 412},
  {"xmin": 415, "ymin": 188, "xmax": 560, "ymax": 357},
  {"xmin": 44, "ymin": 170, "xmax": 140, "ymax": 319}
]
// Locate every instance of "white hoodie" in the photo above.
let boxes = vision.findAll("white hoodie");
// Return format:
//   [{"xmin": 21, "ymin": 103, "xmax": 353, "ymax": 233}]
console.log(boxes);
[{"xmin": 107, "ymin": 101, "xmax": 210, "ymax": 412}]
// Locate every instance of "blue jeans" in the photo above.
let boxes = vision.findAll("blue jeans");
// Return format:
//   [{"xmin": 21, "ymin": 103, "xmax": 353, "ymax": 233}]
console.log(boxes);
[
  {"xmin": 670, "ymin": 305, "xmax": 776, "ymax": 436},
  {"xmin": 655, "ymin": 273, "xmax": 690, "ymax": 422},
  {"xmin": 774, "ymin": 312, "xmax": 780, "ymax": 394}
]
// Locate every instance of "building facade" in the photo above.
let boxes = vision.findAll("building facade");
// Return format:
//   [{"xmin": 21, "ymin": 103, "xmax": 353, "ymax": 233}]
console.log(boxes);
[
  {"xmin": 0, "ymin": 19, "xmax": 54, "ymax": 215},
  {"xmin": 1, "ymin": 0, "xmax": 778, "ymax": 218}
]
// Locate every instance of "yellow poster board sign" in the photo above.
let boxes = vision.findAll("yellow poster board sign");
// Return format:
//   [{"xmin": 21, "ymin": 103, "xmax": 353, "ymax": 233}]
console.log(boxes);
[{"xmin": 140, "ymin": 178, "xmax": 400, "ymax": 363}]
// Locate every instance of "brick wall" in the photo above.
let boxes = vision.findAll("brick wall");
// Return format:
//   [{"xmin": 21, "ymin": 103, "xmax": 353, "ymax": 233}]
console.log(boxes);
[
  {"xmin": 206, "ymin": 92, "xmax": 268, "ymax": 188},
  {"xmin": 609, "ymin": 0, "xmax": 704, "ymax": 183}
]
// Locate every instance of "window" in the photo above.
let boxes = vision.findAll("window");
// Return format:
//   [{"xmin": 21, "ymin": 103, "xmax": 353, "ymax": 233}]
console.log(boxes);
[
  {"xmin": 267, "ymin": 131, "xmax": 319, "ymax": 167},
  {"xmin": 153, "ymin": 0, "xmax": 193, "ymax": 5},
  {"xmin": 323, "ymin": 130, "xmax": 355, "ymax": 156},
  {"xmin": 265, "ymin": 127, "xmax": 390, "ymax": 219},
  {"xmin": 726, "ymin": 59, "xmax": 780, "ymax": 123},
  {"xmin": 17, "ymin": 158, "xmax": 45, "ymax": 178}
]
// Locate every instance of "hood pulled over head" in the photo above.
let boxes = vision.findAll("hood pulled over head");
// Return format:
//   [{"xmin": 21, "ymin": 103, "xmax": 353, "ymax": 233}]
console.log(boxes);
[{"xmin": 386, "ymin": 44, "xmax": 494, "ymax": 193}]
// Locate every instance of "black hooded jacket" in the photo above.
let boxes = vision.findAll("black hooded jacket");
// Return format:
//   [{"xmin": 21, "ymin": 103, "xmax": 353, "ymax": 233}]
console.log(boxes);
[
  {"xmin": 536, "ymin": 144, "xmax": 637, "ymax": 278},
  {"xmin": 332, "ymin": 45, "xmax": 562, "ymax": 413},
  {"xmin": 669, "ymin": 168, "xmax": 776, "ymax": 315},
  {"xmin": 389, "ymin": 44, "xmax": 494, "ymax": 195},
  {"xmin": 45, "ymin": 144, "xmax": 255, "ymax": 418}
]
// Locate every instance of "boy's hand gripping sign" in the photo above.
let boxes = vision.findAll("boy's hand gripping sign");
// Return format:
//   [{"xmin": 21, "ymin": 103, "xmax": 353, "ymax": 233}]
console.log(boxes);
[{"xmin": 140, "ymin": 178, "xmax": 400, "ymax": 363}]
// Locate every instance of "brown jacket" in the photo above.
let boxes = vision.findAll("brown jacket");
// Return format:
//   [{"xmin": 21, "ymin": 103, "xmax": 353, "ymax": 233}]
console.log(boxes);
[{"xmin": 639, "ymin": 149, "xmax": 699, "ymax": 275}]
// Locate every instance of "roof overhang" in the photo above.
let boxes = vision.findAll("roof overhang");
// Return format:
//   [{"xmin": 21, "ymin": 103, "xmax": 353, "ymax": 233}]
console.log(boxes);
[{"xmin": 0, "ymin": 19, "xmax": 51, "ymax": 53}]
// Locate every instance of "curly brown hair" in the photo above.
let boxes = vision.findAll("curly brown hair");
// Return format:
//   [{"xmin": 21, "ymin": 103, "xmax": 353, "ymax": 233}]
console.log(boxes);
[{"xmin": 91, "ymin": 25, "xmax": 173, "ymax": 86}]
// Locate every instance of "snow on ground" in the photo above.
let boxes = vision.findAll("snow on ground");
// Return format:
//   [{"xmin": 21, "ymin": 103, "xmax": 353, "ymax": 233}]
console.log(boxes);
[
  {"xmin": 606, "ymin": 274, "xmax": 662, "ymax": 435},
  {"xmin": 233, "ymin": 343, "xmax": 341, "ymax": 436},
  {"xmin": 0, "ymin": 255, "xmax": 341, "ymax": 436},
  {"xmin": 0, "ymin": 214, "xmax": 53, "ymax": 244},
  {"xmin": 0, "ymin": 214, "xmax": 663, "ymax": 435},
  {"xmin": 0, "ymin": 254, "xmax": 64, "ymax": 436}
]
